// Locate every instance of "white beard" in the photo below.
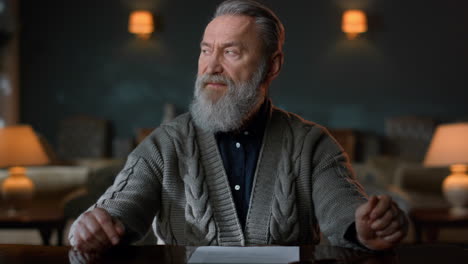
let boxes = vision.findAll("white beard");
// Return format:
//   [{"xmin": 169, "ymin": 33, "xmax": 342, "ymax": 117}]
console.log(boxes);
[{"xmin": 189, "ymin": 62, "xmax": 267, "ymax": 133}]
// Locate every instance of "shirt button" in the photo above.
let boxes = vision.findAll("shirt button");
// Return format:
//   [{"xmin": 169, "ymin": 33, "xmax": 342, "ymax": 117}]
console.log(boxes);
[
  {"xmin": 235, "ymin": 142, "xmax": 241, "ymax": 148},
  {"xmin": 244, "ymin": 131, "xmax": 249, "ymax": 135},
  {"xmin": 234, "ymin": 185, "xmax": 240, "ymax": 191}
]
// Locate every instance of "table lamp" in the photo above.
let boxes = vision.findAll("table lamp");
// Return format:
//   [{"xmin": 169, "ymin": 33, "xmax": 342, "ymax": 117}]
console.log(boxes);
[
  {"xmin": 424, "ymin": 123, "xmax": 468, "ymax": 214},
  {"xmin": 0, "ymin": 125, "xmax": 49, "ymax": 213}
]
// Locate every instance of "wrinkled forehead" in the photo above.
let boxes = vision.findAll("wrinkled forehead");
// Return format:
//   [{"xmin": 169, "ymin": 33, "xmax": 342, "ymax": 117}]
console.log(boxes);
[{"xmin": 202, "ymin": 15, "xmax": 261, "ymax": 45}]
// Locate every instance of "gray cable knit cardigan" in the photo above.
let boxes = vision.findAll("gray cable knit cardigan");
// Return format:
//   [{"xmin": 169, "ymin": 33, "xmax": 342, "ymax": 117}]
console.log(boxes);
[{"xmin": 73, "ymin": 103, "xmax": 368, "ymax": 248}]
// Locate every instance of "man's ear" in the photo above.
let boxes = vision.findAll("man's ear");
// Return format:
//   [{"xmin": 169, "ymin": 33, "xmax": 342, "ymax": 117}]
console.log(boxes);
[{"xmin": 264, "ymin": 51, "xmax": 283, "ymax": 84}]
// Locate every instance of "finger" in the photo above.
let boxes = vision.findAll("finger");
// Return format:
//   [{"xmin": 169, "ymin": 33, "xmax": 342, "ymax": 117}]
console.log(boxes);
[
  {"xmin": 75, "ymin": 238, "xmax": 91, "ymax": 253},
  {"xmin": 83, "ymin": 214, "xmax": 111, "ymax": 248},
  {"xmin": 69, "ymin": 233, "xmax": 77, "ymax": 247},
  {"xmin": 377, "ymin": 220, "xmax": 401, "ymax": 237},
  {"xmin": 78, "ymin": 216, "xmax": 110, "ymax": 253},
  {"xmin": 70, "ymin": 249, "xmax": 99, "ymax": 264},
  {"xmin": 370, "ymin": 195, "xmax": 392, "ymax": 220},
  {"xmin": 114, "ymin": 218, "xmax": 126, "ymax": 237},
  {"xmin": 356, "ymin": 196, "xmax": 379, "ymax": 220},
  {"xmin": 68, "ymin": 249, "xmax": 81, "ymax": 264},
  {"xmin": 93, "ymin": 208, "xmax": 121, "ymax": 245},
  {"xmin": 371, "ymin": 209, "xmax": 394, "ymax": 230},
  {"xmin": 73, "ymin": 222, "xmax": 88, "ymax": 251},
  {"xmin": 75, "ymin": 221, "xmax": 102, "ymax": 252},
  {"xmin": 69, "ymin": 216, "xmax": 85, "ymax": 248},
  {"xmin": 71, "ymin": 218, "xmax": 95, "ymax": 252},
  {"xmin": 383, "ymin": 230, "xmax": 405, "ymax": 243}
]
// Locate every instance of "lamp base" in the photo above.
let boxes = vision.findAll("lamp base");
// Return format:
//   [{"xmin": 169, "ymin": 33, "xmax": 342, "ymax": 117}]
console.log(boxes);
[
  {"xmin": 443, "ymin": 164, "xmax": 468, "ymax": 211},
  {"xmin": 1, "ymin": 166, "xmax": 35, "ymax": 212}
]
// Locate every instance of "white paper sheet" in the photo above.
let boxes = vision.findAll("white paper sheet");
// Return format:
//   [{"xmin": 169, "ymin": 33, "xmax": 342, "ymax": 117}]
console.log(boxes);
[{"xmin": 188, "ymin": 246, "xmax": 299, "ymax": 264}]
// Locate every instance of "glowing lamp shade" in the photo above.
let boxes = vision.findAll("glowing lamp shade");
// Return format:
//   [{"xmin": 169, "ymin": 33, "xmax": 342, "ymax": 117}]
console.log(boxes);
[
  {"xmin": 424, "ymin": 123, "xmax": 468, "ymax": 214},
  {"xmin": 342, "ymin": 10, "xmax": 367, "ymax": 40},
  {"xmin": 0, "ymin": 125, "xmax": 49, "ymax": 212},
  {"xmin": 0, "ymin": 125, "xmax": 49, "ymax": 167},
  {"xmin": 128, "ymin": 10, "xmax": 154, "ymax": 39}
]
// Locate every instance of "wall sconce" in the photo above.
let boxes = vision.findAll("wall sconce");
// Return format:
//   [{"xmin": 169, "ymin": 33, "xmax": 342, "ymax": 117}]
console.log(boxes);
[
  {"xmin": 128, "ymin": 10, "xmax": 154, "ymax": 40},
  {"xmin": 342, "ymin": 10, "xmax": 367, "ymax": 40}
]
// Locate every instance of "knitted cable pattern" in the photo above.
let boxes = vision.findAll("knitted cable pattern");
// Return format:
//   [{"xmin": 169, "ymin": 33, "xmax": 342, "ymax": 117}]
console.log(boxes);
[
  {"xmin": 166, "ymin": 123, "xmax": 217, "ymax": 246},
  {"xmin": 269, "ymin": 133, "xmax": 300, "ymax": 244},
  {"xmin": 74, "ymin": 105, "xmax": 368, "ymax": 248},
  {"xmin": 156, "ymin": 204, "xmax": 177, "ymax": 244}
]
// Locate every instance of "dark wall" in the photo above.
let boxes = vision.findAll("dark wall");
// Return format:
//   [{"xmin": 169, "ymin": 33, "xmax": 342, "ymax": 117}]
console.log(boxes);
[{"xmin": 19, "ymin": 0, "xmax": 468, "ymax": 148}]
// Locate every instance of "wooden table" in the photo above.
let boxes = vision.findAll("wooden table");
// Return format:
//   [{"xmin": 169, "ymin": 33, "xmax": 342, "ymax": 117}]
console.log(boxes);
[
  {"xmin": 0, "ymin": 244, "xmax": 467, "ymax": 263},
  {"xmin": 410, "ymin": 207, "xmax": 468, "ymax": 243},
  {"xmin": 0, "ymin": 197, "xmax": 66, "ymax": 246}
]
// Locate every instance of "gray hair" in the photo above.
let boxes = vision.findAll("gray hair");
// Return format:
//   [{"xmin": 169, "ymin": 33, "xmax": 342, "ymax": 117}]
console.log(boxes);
[{"xmin": 213, "ymin": 0, "xmax": 285, "ymax": 58}]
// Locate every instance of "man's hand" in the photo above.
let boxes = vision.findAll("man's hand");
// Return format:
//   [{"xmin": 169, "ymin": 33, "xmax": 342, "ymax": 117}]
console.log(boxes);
[
  {"xmin": 69, "ymin": 208, "xmax": 125, "ymax": 252},
  {"xmin": 355, "ymin": 195, "xmax": 408, "ymax": 250}
]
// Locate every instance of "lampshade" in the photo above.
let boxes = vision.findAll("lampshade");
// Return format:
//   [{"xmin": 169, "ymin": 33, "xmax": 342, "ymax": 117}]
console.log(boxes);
[
  {"xmin": 0, "ymin": 125, "xmax": 49, "ymax": 167},
  {"xmin": 342, "ymin": 10, "xmax": 367, "ymax": 40},
  {"xmin": 424, "ymin": 123, "xmax": 468, "ymax": 167},
  {"xmin": 128, "ymin": 10, "xmax": 154, "ymax": 39}
]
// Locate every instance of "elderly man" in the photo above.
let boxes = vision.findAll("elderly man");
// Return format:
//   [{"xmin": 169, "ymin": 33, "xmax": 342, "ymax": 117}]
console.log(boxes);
[{"xmin": 69, "ymin": 0, "xmax": 408, "ymax": 252}]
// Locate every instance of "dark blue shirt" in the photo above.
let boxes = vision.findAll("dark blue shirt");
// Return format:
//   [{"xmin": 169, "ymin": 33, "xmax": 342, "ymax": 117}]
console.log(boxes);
[{"xmin": 215, "ymin": 101, "xmax": 269, "ymax": 229}]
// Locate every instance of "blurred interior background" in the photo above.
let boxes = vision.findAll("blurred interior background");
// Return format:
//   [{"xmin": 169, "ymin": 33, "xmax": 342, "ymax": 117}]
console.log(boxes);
[{"xmin": 0, "ymin": 0, "xmax": 468, "ymax": 246}]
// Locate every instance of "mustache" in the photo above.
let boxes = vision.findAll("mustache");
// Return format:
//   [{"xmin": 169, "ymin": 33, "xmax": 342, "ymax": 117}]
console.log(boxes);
[{"xmin": 198, "ymin": 74, "xmax": 232, "ymax": 87}]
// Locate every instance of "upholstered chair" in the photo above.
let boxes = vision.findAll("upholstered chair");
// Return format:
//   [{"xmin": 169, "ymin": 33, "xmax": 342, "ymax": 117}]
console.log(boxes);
[{"xmin": 56, "ymin": 115, "xmax": 110, "ymax": 162}]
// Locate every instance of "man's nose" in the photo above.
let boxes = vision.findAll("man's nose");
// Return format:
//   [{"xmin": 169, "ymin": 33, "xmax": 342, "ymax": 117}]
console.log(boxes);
[{"xmin": 205, "ymin": 54, "xmax": 223, "ymax": 75}]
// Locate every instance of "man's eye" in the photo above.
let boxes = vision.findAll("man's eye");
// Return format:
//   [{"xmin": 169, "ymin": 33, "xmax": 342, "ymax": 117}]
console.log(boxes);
[
  {"xmin": 201, "ymin": 49, "xmax": 211, "ymax": 54},
  {"xmin": 225, "ymin": 50, "xmax": 238, "ymax": 56}
]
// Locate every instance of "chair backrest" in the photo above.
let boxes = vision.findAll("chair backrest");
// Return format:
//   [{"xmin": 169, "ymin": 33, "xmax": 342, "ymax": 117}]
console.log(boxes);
[
  {"xmin": 57, "ymin": 116, "xmax": 109, "ymax": 161},
  {"xmin": 384, "ymin": 116, "xmax": 437, "ymax": 162}
]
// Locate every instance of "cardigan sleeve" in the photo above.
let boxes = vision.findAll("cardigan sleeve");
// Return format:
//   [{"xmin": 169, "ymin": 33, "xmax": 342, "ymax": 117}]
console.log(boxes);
[
  {"xmin": 309, "ymin": 127, "xmax": 369, "ymax": 250},
  {"xmin": 69, "ymin": 127, "xmax": 168, "ymax": 244},
  {"xmin": 92, "ymin": 153, "xmax": 163, "ymax": 242}
]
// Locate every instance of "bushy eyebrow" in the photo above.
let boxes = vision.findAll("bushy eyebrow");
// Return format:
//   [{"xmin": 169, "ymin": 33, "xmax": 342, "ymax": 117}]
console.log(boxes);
[{"xmin": 200, "ymin": 41, "xmax": 245, "ymax": 50}]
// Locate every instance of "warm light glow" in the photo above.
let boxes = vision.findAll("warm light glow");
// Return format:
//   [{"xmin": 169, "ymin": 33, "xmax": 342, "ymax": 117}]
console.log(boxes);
[
  {"xmin": 1, "ymin": 166, "xmax": 35, "ymax": 201},
  {"xmin": 424, "ymin": 123, "xmax": 468, "ymax": 167},
  {"xmin": 128, "ymin": 10, "xmax": 154, "ymax": 39},
  {"xmin": 424, "ymin": 123, "xmax": 468, "ymax": 212},
  {"xmin": 0, "ymin": 125, "xmax": 50, "ymax": 167},
  {"xmin": 0, "ymin": 125, "xmax": 47, "ymax": 211},
  {"xmin": 342, "ymin": 10, "xmax": 367, "ymax": 40}
]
